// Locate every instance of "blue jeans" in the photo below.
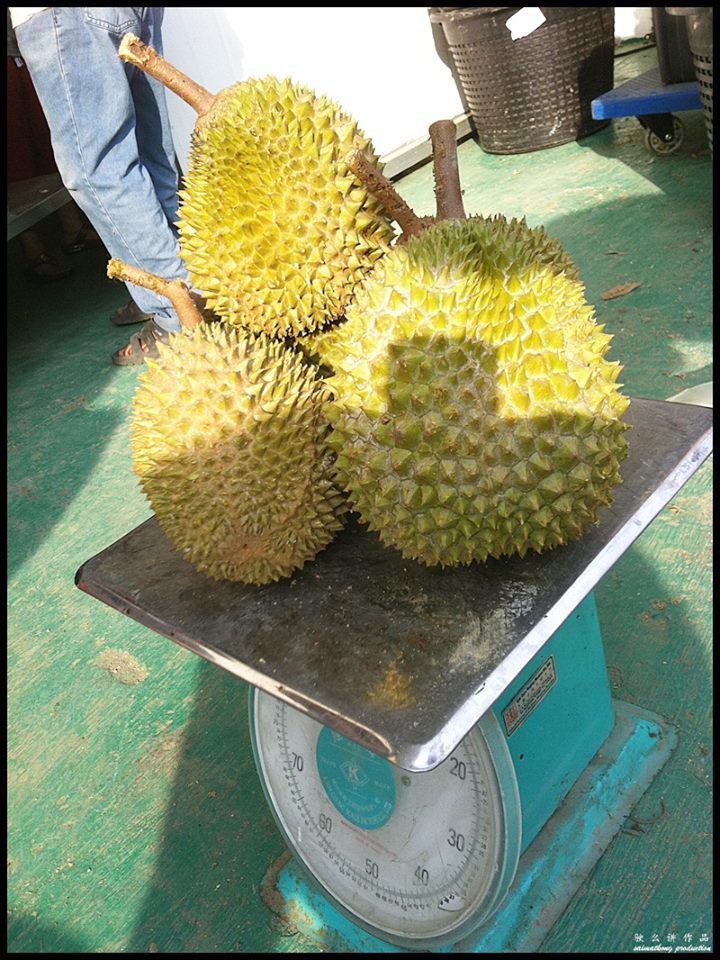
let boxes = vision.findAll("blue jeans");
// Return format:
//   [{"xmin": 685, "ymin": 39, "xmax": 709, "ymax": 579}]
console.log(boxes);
[{"xmin": 15, "ymin": 7, "xmax": 186, "ymax": 331}]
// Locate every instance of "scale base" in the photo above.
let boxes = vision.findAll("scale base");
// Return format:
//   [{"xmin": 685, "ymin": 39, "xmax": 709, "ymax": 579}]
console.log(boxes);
[{"xmin": 261, "ymin": 700, "xmax": 677, "ymax": 953}]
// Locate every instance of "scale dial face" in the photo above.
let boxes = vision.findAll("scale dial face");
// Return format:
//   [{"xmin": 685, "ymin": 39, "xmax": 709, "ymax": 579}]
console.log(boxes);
[{"xmin": 250, "ymin": 690, "xmax": 521, "ymax": 949}]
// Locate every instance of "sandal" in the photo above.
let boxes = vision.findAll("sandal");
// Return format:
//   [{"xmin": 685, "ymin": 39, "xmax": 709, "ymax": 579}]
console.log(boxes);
[
  {"xmin": 110, "ymin": 300, "xmax": 155, "ymax": 326},
  {"xmin": 25, "ymin": 253, "xmax": 73, "ymax": 284},
  {"xmin": 111, "ymin": 318, "xmax": 172, "ymax": 366},
  {"xmin": 61, "ymin": 228, "xmax": 104, "ymax": 255}
]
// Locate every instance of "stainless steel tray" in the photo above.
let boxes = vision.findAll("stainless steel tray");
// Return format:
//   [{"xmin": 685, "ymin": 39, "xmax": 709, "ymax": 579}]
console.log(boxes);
[{"xmin": 75, "ymin": 397, "xmax": 712, "ymax": 771}]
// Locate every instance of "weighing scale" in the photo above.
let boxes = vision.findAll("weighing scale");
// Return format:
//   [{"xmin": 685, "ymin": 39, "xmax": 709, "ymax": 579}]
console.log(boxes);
[{"xmin": 75, "ymin": 397, "xmax": 712, "ymax": 952}]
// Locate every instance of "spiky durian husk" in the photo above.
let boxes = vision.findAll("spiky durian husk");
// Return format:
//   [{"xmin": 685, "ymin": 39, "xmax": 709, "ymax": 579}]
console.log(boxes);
[
  {"xmin": 177, "ymin": 76, "xmax": 395, "ymax": 338},
  {"xmin": 317, "ymin": 216, "xmax": 630, "ymax": 567},
  {"xmin": 131, "ymin": 325, "xmax": 347, "ymax": 584}
]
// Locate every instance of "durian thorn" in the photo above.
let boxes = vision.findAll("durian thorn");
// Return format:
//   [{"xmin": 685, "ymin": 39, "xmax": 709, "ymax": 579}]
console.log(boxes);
[
  {"xmin": 429, "ymin": 120, "xmax": 465, "ymax": 221},
  {"xmin": 346, "ymin": 149, "xmax": 429, "ymax": 242},
  {"xmin": 106, "ymin": 259, "xmax": 203, "ymax": 330},
  {"xmin": 118, "ymin": 34, "xmax": 214, "ymax": 117}
]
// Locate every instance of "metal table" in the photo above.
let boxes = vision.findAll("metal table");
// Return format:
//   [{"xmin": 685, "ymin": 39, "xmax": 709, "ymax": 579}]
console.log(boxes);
[
  {"xmin": 75, "ymin": 397, "xmax": 712, "ymax": 772},
  {"xmin": 7, "ymin": 172, "xmax": 71, "ymax": 241}
]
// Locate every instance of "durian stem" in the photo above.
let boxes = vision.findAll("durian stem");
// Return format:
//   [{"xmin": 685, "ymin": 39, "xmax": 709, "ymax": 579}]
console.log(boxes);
[
  {"xmin": 429, "ymin": 120, "xmax": 465, "ymax": 221},
  {"xmin": 107, "ymin": 259, "xmax": 203, "ymax": 330},
  {"xmin": 118, "ymin": 34, "xmax": 215, "ymax": 116},
  {"xmin": 347, "ymin": 150, "xmax": 429, "ymax": 241}
]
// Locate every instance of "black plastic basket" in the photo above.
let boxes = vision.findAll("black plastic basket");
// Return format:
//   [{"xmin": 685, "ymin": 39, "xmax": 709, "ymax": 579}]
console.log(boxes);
[
  {"xmin": 667, "ymin": 7, "xmax": 713, "ymax": 153},
  {"xmin": 428, "ymin": 7, "xmax": 615, "ymax": 155},
  {"xmin": 653, "ymin": 7, "xmax": 696, "ymax": 83}
]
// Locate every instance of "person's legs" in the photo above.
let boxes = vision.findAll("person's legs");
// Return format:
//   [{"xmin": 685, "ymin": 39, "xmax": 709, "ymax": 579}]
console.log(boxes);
[
  {"xmin": 56, "ymin": 201, "xmax": 103, "ymax": 253},
  {"xmin": 131, "ymin": 8, "xmax": 183, "ymax": 230},
  {"xmin": 15, "ymin": 7, "xmax": 185, "ymax": 333},
  {"xmin": 19, "ymin": 225, "xmax": 73, "ymax": 283}
]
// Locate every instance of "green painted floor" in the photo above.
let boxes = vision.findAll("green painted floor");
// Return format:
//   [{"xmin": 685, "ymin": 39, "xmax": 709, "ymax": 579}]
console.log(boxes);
[{"xmin": 8, "ymin": 47, "xmax": 712, "ymax": 953}]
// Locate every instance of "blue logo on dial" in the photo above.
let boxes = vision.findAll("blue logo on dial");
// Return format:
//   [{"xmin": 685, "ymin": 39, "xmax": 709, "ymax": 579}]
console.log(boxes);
[{"xmin": 316, "ymin": 728, "xmax": 395, "ymax": 830}]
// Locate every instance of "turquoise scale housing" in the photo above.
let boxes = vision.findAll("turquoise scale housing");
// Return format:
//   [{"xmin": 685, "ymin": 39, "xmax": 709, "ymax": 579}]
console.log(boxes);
[{"xmin": 263, "ymin": 592, "xmax": 676, "ymax": 952}]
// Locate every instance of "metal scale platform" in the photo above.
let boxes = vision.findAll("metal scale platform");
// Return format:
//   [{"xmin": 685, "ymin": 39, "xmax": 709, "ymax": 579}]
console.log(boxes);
[{"xmin": 75, "ymin": 397, "xmax": 712, "ymax": 952}]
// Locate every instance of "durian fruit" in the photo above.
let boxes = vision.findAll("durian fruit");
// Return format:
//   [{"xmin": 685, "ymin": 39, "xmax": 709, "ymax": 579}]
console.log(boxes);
[
  {"xmin": 315, "ymin": 122, "xmax": 630, "ymax": 567},
  {"xmin": 107, "ymin": 260, "xmax": 347, "ymax": 585},
  {"xmin": 118, "ymin": 35, "xmax": 395, "ymax": 338}
]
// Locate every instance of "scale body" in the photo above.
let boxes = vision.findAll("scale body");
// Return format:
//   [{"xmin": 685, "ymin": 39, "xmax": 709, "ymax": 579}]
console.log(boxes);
[
  {"xmin": 249, "ymin": 593, "xmax": 672, "ymax": 952},
  {"xmin": 74, "ymin": 398, "xmax": 710, "ymax": 953}
]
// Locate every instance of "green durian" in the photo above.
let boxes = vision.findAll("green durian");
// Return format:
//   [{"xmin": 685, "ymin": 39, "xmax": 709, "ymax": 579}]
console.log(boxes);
[
  {"xmin": 119, "ymin": 36, "xmax": 395, "ymax": 338},
  {"xmin": 108, "ymin": 260, "xmax": 346, "ymax": 585},
  {"xmin": 316, "ymin": 125, "xmax": 629, "ymax": 567},
  {"xmin": 132, "ymin": 324, "xmax": 347, "ymax": 584}
]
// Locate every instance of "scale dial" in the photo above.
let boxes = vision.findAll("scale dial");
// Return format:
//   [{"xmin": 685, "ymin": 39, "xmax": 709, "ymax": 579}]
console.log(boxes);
[{"xmin": 250, "ymin": 689, "xmax": 521, "ymax": 949}]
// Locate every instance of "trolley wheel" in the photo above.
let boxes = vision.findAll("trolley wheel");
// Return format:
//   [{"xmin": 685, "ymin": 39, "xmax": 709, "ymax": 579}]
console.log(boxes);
[{"xmin": 644, "ymin": 116, "xmax": 685, "ymax": 155}]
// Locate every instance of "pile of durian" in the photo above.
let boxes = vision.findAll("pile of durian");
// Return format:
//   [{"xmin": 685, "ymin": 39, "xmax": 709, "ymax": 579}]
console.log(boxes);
[{"xmin": 110, "ymin": 35, "xmax": 629, "ymax": 585}]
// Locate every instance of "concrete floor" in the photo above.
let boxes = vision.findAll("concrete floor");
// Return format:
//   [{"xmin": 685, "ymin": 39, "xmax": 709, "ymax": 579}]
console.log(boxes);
[{"xmin": 8, "ymin": 46, "xmax": 712, "ymax": 953}]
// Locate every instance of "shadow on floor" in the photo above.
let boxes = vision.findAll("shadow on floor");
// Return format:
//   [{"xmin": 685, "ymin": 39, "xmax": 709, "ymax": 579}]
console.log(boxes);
[
  {"xmin": 8, "ymin": 230, "xmax": 142, "ymax": 580},
  {"xmin": 120, "ymin": 665, "xmax": 290, "ymax": 953},
  {"xmin": 6, "ymin": 915, "xmax": 91, "ymax": 954},
  {"xmin": 538, "ymin": 196, "xmax": 712, "ymax": 402},
  {"xmin": 576, "ymin": 106, "xmax": 711, "ymax": 185}
]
